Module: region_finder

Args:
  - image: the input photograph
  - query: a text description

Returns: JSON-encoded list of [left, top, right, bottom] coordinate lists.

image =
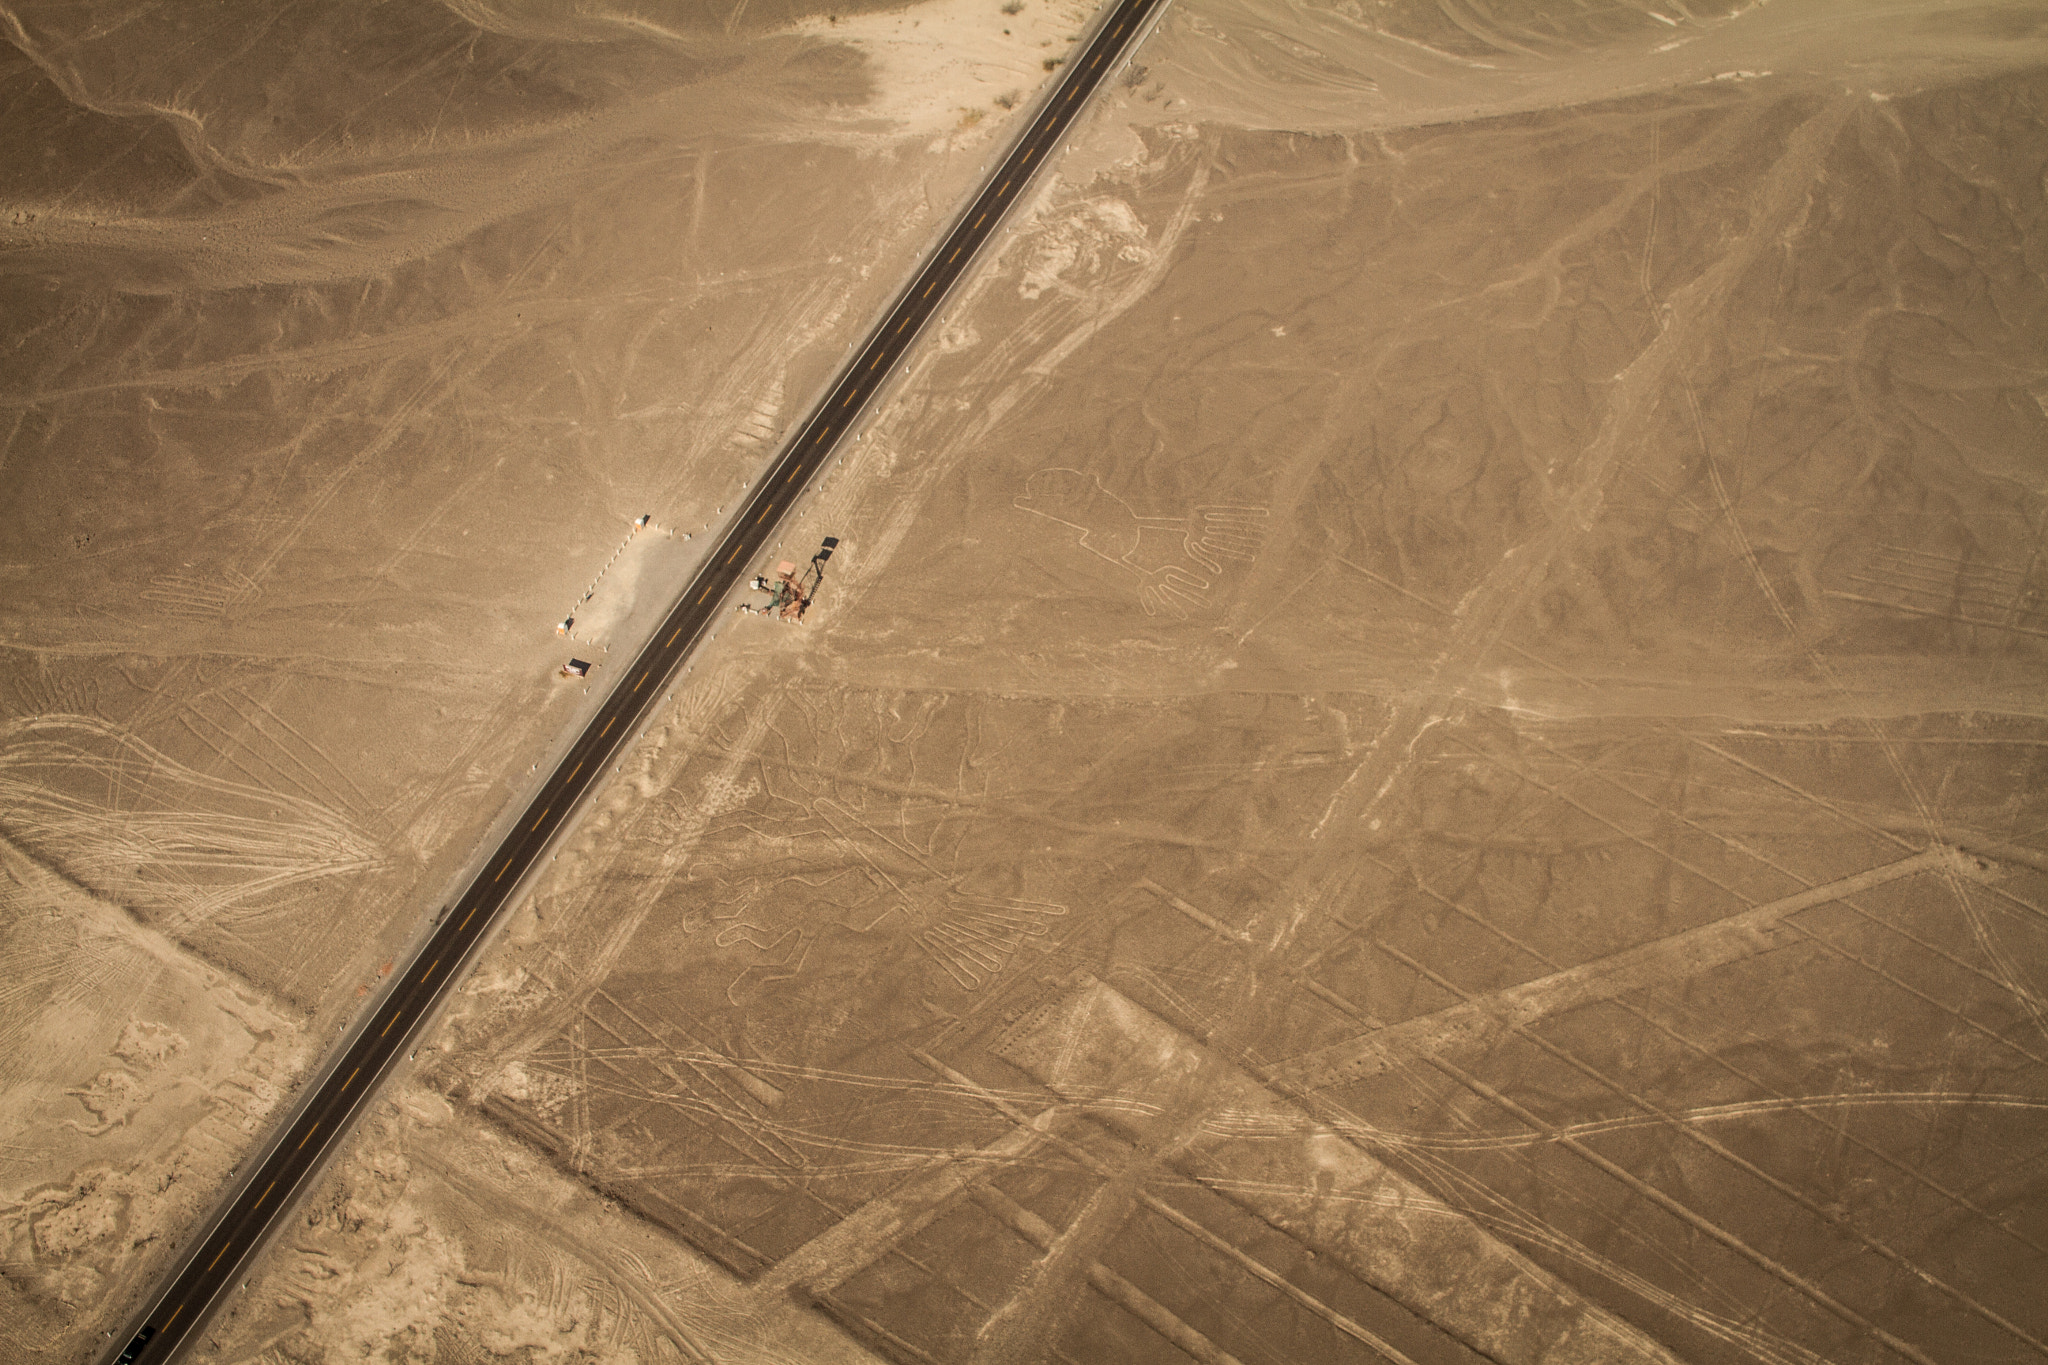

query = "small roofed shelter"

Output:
[[634, 514, 651, 529], [561, 658, 591, 678]]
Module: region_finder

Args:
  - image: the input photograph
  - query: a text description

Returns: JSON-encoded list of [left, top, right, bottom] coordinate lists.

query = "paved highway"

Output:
[[105, 0, 1167, 1359]]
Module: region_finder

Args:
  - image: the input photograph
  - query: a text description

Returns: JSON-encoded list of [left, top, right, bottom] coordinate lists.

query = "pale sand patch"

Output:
[[792, 0, 1101, 140]]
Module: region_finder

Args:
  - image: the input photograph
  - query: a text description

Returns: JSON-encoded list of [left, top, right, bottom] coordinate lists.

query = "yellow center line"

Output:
[[666, 626, 682, 645], [974, 213, 986, 228], [897, 317, 910, 333], [998, 180, 1011, 195], [421, 959, 439, 983], [1022, 148, 1034, 163], [530, 806, 549, 830], [494, 857, 513, 882], [1113, 20, 1125, 34], [297, 1122, 319, 1151], [601, 714, 616, 735], [253, 1181, 276, 1210], [1090, 51, 1101, 67], [785, 464, 802, 483], [381, 1012, 401, 1037], [164, 1306, 183, 1330], [206, 1243, 230, 1272], [458, 906, 476, 930], [923, 281, 935, 297], [1066, 86, 1078, 100], [568, 760, 584, 780], [725, 544, 744, 564], [755, 503, 775, 525], [635, 671, 649, 691], [697, 584, 714, 604], [949, 247, 960, 262], [340, 1067, 358, 1091], [841, 389, 855, 406]]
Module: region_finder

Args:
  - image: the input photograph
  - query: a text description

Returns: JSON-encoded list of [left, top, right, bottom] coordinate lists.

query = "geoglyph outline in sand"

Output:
[[704, 791, 1068, 996], [1015, 465, 1267, 617]]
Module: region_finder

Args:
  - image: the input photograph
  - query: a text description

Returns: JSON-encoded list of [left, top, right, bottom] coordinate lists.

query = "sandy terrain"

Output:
[[6, 0, 2048, 1362], [0, 0, 1095, 1356]]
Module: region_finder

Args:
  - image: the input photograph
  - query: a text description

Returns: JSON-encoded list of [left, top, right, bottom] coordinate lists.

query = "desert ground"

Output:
[[4, 0, 2047, 1363]]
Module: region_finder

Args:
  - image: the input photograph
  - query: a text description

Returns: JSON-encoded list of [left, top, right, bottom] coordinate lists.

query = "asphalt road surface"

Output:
[[105, 1, 1167, 1360]]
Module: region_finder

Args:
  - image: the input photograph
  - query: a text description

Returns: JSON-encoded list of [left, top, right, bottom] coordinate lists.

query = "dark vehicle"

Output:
[[116, 1327, 155, 1363]]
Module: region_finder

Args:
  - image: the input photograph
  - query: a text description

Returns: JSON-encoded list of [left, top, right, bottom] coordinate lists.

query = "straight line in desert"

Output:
[[1271, 845, 1958, 1092], [1300, 97, 1857, 853], [1377, 939, 2048, 1358], [885, 1050, 1423, 1365], [992, 984, 1685, 1365]]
